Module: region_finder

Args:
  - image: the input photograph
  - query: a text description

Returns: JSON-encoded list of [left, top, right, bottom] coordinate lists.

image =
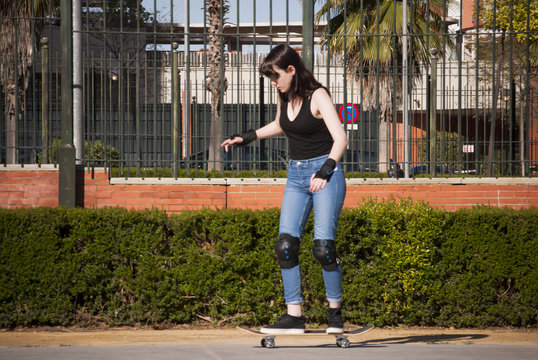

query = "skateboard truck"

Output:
[[239, 325, 374, 349], [260, 332, 351, 348]]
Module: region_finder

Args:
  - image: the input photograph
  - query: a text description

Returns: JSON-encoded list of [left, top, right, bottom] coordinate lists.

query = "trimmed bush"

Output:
[[0, 203, 536, 328]]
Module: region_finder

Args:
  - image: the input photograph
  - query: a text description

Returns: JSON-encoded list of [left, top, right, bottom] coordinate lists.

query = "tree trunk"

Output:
[[206, 0, 229, 172], [208, 91, 222, 172], [1, 6, 46, 164], [6, 113, 16, 164], [378, 117, 389, 173]]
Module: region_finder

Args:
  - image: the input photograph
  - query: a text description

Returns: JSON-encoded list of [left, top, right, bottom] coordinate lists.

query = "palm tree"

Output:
[[316, 0, 454, 172], [206, 0, 230, 172], [0, 0, 52, 164]]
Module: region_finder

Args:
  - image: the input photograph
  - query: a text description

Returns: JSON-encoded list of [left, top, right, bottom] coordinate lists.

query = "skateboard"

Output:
[[238, 325, 374, 348]]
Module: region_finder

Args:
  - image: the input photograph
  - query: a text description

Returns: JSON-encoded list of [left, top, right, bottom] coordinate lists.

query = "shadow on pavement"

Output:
[[356, 333, 489, 345]]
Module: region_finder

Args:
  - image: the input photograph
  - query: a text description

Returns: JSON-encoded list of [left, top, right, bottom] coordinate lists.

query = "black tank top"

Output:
[[279, 97, 333, 160]]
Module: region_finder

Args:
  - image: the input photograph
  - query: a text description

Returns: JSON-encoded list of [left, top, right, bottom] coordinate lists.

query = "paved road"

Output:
[[1, 343, 537, 360]]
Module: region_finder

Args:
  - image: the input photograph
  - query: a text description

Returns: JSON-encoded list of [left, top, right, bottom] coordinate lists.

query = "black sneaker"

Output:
[[326, 308, 344, 334], [260, 313, 306, 334]]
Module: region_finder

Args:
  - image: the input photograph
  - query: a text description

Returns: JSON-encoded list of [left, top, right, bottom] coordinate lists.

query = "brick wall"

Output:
[[1, 166, 537, 212], [0, 166, 59, 208]]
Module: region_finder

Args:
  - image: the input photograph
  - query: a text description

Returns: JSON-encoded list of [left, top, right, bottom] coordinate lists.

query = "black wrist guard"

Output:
[[314, 158, 336, 181], [230, 129, 257, 146]]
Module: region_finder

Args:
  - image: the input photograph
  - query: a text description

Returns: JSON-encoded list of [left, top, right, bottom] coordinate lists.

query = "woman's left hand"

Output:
[[310, 173, 327, 192]]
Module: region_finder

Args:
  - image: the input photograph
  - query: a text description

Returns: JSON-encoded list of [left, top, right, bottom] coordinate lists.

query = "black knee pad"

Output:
[[313, 239, 339, 271], [274, 234, 300, 269]]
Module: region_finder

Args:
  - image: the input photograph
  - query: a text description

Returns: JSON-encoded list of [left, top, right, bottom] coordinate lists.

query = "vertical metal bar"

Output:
[[391, 0, 397, 178], [259, 75, 266, 168], [268, 0, 273, 174], [219, 0, 225, 173], [429, 50, 437, 178], [119, 0, 125, 176], [457, 0, 463, 175], [236, 0, 241, 174], [408, 0, 415, 171], [474, 3, 480, 174], [102, 1, 108, 174], [73, 0, 83, 165], [359, 0, 367, 175], [440, 0, 447, 174], [152, 0, 159, 174], [487, 0, 498, 176], [59, 0, 76, 207], [253, 0, 257, 176], [172, 43, 179, 176], [343, 0, 348, 167], [325, 0, 330, 92], [524, 0, 531, 176], [85, 3, 91, 172], [286, 0, 290, 45], [508, 0, 515, 175], [8, 3, 19, 164], [302, 0, 314, 71], [41, 37, 49, 164], [30, 0, 36, 166], [202, 0, 208, 176], [135, 0, 141, 176], [375, 0, 383, 174], [402, 0, 409, 177], [185, 0, 191, 165]]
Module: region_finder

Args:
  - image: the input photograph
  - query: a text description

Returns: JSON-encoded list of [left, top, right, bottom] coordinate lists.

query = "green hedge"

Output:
[[0, 202, 536, 328]]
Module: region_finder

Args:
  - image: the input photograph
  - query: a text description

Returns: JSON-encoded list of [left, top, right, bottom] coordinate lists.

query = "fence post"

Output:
[[59, 0, 76, 208], [73, 0, 83, 166], [302, 1, 314, 71], [259, 76, 266, 163], [172, 42, 180, 176], [41, 37, 49, 164], [429, 49, 437, 178], [402, 0, 409, 178]]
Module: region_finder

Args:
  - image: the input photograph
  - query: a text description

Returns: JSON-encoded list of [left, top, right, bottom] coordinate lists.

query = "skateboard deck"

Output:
[[238, 325, 374, 348]]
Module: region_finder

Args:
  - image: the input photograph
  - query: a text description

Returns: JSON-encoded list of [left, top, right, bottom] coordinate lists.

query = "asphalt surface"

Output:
[[1, 327, 537, 360], [1, 343, 538, 360]]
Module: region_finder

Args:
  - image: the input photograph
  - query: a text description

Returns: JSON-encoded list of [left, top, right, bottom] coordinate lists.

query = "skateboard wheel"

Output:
[[261, 337, 275, 348], [337, 338, 350, 348]]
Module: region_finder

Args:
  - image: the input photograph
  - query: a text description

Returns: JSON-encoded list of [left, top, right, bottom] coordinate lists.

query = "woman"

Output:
[[221, 44, 348, 334]]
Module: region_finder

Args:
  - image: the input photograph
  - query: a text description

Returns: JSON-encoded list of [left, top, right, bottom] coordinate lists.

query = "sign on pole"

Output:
[[338, 103, 359, 130]]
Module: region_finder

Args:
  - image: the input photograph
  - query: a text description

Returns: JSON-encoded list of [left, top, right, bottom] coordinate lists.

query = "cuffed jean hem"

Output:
[[326, 297, 343, 303], [285, 301, 304, 305]]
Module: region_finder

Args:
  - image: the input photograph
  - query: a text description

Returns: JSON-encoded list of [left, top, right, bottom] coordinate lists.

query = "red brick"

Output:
[[87, 179, 110, 186], [96, 199, 126, 206], [468, 185, 499, 192], [94, 191, 113, 199], [499, 198, 528, 205]]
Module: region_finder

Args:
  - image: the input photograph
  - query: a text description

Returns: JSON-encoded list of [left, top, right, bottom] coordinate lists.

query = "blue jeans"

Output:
[[278, 154, 346, 304]]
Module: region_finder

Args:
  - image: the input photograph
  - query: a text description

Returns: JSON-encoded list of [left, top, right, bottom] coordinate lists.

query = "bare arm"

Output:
[[311, 88, 348, 163], [309, 88, 348, 192]]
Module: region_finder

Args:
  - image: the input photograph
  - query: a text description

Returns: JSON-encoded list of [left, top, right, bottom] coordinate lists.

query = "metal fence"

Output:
[[1, 0, 536, 178]]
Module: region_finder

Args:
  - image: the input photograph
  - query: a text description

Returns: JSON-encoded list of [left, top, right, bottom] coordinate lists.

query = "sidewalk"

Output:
[[1, 326, 537, 348]]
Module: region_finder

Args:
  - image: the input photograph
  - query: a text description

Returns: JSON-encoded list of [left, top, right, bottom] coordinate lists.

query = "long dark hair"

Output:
[[259, 44, 327, 103]]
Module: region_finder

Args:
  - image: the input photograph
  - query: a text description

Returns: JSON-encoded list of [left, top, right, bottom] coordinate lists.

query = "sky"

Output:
[[141, 0, 309, 25], [141, 0, 322, 51]]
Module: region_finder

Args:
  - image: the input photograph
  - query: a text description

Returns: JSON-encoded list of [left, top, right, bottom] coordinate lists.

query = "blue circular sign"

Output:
[[338, 103, 359, 124]]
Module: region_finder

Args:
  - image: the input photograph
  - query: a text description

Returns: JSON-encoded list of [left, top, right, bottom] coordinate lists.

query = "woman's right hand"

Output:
[[220, 135, 244, 152]]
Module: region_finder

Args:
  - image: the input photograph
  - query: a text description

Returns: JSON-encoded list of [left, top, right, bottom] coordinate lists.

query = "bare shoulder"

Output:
[[312, 87, 331, 102], [311, 87, 334, 118]]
